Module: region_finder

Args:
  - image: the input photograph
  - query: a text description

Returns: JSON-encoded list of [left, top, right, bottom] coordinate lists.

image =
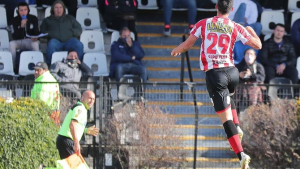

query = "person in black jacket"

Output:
[[235, 48, 265, 106], [103, 0, 138, 40], [260, 23, 298, 84], [9, 2, 40, 68], [109, 27, 146, 82]]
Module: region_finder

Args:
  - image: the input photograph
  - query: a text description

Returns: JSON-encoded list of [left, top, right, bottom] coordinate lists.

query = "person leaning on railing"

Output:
[[31, 61, 61, 126], [235, 48, 266, 106]]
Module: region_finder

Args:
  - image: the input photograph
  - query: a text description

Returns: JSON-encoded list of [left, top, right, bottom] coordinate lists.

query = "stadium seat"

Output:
[[197, 8, 217, 12], [264, 34, 272, 41], [78, 0, 98, 7], [14, 6, 38, 17], [268, 77, 294, 100], [110, 31, 135, 44], [0, 6, 7, 28], [76, 7, 101, 30], [18, 51, 44, 76], [260, 11, 285, 35], [44, 7, 68, 18], [0, 29, 9, 51], [80, 30, 105, 53], [291, 12, 300, 27], [83, 52, 108, 76], [136, 0, 159, 10], [288, 0, 300, 12], [0, 51, 16, 76], [296, 57, 300, 79], [51, 51, 68, 64], [118, 75, 143, 101]]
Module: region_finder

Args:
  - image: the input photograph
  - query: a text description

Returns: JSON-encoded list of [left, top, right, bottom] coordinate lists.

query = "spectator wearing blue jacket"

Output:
[[109, 27, 147, 82], [291, 18, 300, 56]]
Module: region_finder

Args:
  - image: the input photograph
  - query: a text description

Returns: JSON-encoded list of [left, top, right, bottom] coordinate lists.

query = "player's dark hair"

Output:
[[217, 0, 233, 15], [274, 23, 285, 30]]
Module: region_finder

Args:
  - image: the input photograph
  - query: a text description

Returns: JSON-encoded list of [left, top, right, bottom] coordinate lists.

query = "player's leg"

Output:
[[230, 96, 243, 140]]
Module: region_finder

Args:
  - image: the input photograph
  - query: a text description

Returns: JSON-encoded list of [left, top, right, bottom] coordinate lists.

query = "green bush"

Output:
[[0, 97, 60, 169]]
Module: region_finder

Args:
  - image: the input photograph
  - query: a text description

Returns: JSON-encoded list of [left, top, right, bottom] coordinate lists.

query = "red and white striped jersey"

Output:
[[190, 16, 251, 71]]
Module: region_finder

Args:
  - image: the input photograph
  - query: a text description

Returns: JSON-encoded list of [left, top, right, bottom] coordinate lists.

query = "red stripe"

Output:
[[216, 104, 231, 114], [133, 0, 136, 6], [201, 19, 208, 71], [232, 109, 240, 125], [212, 16, 218, 23], [105, 0, 108, 5], [223, 18, 229, 25], [228, 135, 243, 154]]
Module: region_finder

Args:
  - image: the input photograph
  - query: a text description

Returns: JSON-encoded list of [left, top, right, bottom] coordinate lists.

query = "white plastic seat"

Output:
[[83, 52, 108, 76], [14, 6, 38, 17], [0, 29, 9, 51], [260, 11, 285, 35], [197, 8, 217, 12], [76, 7, 101, 30], [0, 7, 7, 28], [297, 57, 300, 79], [0, 51, 15, 76], [137, 0, 158, 10], [51, 51, 68, 64], [288, 0, 300, 12], [110, 31, 135, 44], [291, 12, 300, 27], [80, 30, 105, 53], [45, 7, 68, 18], [78, 0, 98, 7], [19, 51, 44, 76]]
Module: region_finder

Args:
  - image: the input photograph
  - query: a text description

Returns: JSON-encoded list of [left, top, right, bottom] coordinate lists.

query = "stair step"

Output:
[[153, 146, 229, 151], [148, 78, 205, 82], [142, 44, 199, 50], [139, 33, 189, 37], [137, 22, 189, 26], [147, 67, 200, 71], [150, 135, 226, 141], [167, 114, 217, 118], [143, 56, 199, 61], [143, 48, 200, 57], [147, 101, 210, 106], [150, 124, 223, 129], [145, 89, 207, 94]]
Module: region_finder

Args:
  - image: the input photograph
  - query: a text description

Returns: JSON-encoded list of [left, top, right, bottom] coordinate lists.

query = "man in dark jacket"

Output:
[[50, 50, 93, 99], [291, 18, 300, 56], [9, 2, 40, 68], [260, 23, 298, 84], [40, 0, 83, 66], [110, 27, 147, 82], [103, 0, 138, 39]]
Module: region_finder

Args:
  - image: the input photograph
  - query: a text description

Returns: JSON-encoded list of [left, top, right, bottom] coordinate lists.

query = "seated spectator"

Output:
[[40, 0, 83, 66], [9, 2, 40, 69], [31, 62, 60, 125], [229, 0, 262, 64], [235, 48, 265, 107], [261, 24, 298, 84], [160, 0, 197, 36], [258, 0, 287, 11], [109, 27, 147, 82], [103, 0, 138, 40], [291, 18, 300, 56], [50, 50, 93, 99]]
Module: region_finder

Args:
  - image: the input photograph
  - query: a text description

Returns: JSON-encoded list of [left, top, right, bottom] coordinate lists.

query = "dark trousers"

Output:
[[264, 65, 298, 84], [56, 135, 75, 159], [63, 0, 78, 17]]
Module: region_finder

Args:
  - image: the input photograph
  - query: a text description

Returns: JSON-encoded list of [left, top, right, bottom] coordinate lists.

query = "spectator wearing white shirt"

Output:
[[229, 0, 262, 65]]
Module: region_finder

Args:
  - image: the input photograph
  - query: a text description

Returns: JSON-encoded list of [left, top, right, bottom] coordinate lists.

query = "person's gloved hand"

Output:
[[86, 125, 99, 136]]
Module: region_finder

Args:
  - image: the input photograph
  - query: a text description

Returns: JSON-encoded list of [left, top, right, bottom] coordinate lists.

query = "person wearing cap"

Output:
[[31, 62, 60, 125], [40, 0, 83, 66]]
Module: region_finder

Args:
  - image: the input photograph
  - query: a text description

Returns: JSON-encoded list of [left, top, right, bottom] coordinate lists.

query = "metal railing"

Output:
[[1, 78, 299, 168]]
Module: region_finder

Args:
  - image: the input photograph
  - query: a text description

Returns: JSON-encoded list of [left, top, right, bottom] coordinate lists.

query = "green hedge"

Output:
[[0, 97, 60, 169]]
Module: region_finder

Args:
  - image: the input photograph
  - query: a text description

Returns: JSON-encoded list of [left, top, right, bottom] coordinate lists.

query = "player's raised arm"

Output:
[[245, 26, 262, 50], [171, 35, 198, 57]]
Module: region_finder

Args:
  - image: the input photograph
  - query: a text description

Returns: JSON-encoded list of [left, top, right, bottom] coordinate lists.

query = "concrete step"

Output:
[[143, 48, 200, 57]]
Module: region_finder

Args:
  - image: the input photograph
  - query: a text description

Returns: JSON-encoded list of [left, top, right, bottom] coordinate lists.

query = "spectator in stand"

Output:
[[0, 0, 18, 25], [258, 0, 287, 11], [9, 2, 40, 69], [235, 48, 265, 107], [160, 0, 197, 36], [291, 18, 300, 56], [50, 50, 93, 99], [109, 27, 147, 82], [229, 0, 262, 65], [261, 24, 298, 84], [103, 0, 138, 40], [40, 0, 83, 66]]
